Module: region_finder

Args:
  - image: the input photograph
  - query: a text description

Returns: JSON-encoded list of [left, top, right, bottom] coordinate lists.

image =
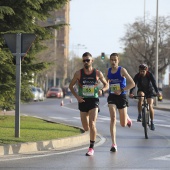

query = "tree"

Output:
[[93, 55, 110, 77], [67, 51, 82, 82], [121, 16, 170, 77], [0, 0, 68, 110]]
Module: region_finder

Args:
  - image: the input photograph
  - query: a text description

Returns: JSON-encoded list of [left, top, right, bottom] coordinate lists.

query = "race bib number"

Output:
[[82, 85, 94, 96], [110, 83, 120, 93]]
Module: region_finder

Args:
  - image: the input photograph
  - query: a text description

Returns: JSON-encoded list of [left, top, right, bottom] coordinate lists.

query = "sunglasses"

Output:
[[83, 59, 90, 63]]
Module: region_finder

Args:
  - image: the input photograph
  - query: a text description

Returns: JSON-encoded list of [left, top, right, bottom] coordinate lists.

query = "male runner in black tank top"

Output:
[[69, 52, 108, 156]]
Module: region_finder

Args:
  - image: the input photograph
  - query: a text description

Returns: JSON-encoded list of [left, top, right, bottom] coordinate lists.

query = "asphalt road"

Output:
[[0, 96, 170, 170]]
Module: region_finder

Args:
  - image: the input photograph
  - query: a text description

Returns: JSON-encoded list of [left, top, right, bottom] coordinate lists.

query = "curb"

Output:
[[0, 131, 90, 156], [153, 106, 170, 112]]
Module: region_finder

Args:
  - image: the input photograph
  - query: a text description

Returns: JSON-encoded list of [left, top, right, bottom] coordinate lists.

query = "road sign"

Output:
[[3, 33, 36, 56], [21, 34, 36, 55], [2, 33, 36, 138], [3, 34, 16, 53]]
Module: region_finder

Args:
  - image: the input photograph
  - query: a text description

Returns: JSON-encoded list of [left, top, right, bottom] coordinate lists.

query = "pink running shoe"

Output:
[[127, 118, 132, 128], [110, 144, 117, 152], [86, 148, 94, 156]]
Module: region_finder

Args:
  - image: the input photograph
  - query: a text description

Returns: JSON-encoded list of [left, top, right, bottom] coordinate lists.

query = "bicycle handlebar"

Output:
[[132, 94, 157, 99]]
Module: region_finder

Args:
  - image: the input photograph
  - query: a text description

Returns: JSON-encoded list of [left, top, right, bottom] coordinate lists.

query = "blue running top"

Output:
[[107, 66, 126, 95]]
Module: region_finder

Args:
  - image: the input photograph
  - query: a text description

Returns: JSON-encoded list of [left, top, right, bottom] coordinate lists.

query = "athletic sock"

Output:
[[89, 140, 95, 149]]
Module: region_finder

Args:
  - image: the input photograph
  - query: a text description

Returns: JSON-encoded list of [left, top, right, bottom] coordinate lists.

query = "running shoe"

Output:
[[110, 144, 117, 152], [86, 148, 94, 156], [137, 114, 142, 122], [127, 118, 132, 128], [150, 123, 155, 131]]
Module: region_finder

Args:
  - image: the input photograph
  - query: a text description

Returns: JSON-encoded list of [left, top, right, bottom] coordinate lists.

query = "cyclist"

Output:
[[129, 64, 161, 130]]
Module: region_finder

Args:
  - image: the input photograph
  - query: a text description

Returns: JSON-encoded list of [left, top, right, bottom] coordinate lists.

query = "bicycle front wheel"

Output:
[[142, 107, 148, 139]]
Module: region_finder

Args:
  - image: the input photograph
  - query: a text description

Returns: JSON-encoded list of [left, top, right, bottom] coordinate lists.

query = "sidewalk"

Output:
[[153, 99, 170, 111], [0, 99, 169, 156]]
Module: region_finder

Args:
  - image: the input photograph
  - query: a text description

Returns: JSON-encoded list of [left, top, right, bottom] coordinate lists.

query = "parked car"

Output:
[[31, 86, 39, 101], [46, 87, 63, 98], [37, 87, 45, 101]]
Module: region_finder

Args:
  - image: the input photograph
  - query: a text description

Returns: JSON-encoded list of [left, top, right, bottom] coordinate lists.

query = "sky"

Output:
[[69, 0, 170, 57]]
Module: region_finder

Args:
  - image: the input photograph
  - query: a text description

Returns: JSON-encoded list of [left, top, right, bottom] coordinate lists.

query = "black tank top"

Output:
[[78, 68, 99, 98]]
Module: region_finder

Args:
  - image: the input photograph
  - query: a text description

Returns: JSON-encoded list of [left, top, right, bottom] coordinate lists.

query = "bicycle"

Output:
[[133, 94, 157, 139]]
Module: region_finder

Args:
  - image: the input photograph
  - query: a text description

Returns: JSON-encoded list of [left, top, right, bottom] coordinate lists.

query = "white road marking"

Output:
[[30, 114, 169, 128], [50, 117, 67, 120], [32, 116, 43, 119], [73, 117, 80, 119], [65, 120, 77, 122], [50, 113, 169, 127], [98, 117, 110, 121], [152, 154, 170, 161], [22, 114, 28, 116], [153, 119, 165, 122], [62, 105, 79, 112], [155, 124, 170, 128]]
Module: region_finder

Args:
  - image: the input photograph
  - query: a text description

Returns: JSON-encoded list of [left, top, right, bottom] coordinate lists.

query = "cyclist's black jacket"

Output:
[[129, 71, 159, 94]]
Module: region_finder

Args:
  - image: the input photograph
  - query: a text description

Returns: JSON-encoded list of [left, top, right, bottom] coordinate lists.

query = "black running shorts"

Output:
[[107, 94, 128, 109], [78, 98, 100, 112]]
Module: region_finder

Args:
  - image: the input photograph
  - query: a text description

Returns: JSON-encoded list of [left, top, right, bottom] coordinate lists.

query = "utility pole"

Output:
[[53, 29, 57, 87], [144, 0, 146, 25], [155, 0, 159, 106], [144, 0, 146, 56]]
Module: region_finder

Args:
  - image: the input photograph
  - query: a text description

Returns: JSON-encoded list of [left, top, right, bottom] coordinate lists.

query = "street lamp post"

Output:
[[155, 0, 159, 106], [69, 44, 87, 78], [144, 0, 146, 55], [144, 0, 146, 25], [76, 44, 87, 57], [69, 43, 87, 57], [53, 29, 57, 87]]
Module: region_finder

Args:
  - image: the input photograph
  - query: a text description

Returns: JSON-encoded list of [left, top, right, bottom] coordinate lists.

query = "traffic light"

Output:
[[101, 52, 105, 60]]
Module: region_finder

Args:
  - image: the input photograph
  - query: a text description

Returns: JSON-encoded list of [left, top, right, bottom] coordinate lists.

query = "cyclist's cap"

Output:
[[139, 64, 148, 70]]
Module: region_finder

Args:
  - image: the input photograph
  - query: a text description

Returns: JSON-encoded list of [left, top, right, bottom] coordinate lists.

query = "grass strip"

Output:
[[0, 115, 81, 145]]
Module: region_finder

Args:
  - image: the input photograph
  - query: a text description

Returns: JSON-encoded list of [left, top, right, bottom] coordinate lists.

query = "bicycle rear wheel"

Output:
[[142, 107, 148, 139]]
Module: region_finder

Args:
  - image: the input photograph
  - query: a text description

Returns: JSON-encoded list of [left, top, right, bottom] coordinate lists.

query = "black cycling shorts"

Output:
[[107, 94, 128, 109], [137, 89, 155, 99], [78, 98, 100, 112]]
